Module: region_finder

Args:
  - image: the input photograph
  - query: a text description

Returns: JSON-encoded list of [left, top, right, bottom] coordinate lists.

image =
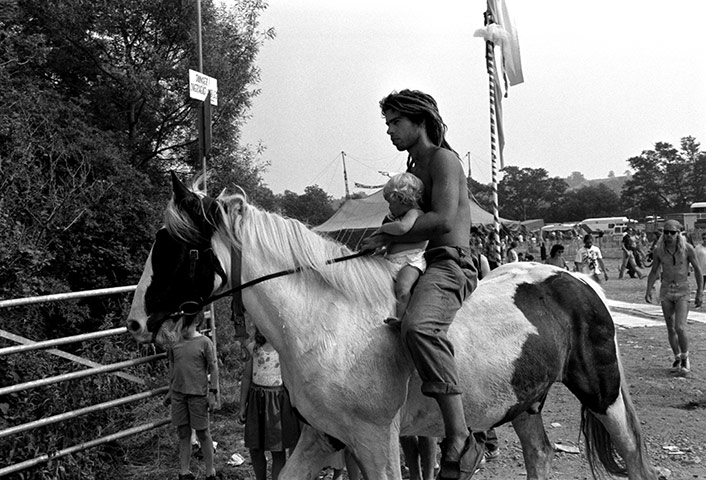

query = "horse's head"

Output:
[[126, 172, 229, 346]]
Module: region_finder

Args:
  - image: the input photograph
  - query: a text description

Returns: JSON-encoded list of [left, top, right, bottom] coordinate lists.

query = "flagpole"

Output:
[[484, 10, 502, 265]]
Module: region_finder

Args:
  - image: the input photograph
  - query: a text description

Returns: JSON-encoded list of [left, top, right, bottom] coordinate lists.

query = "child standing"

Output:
[[165, 313, 220, 480], [239, 328, 300, 480], [377, 173, 427, 326]]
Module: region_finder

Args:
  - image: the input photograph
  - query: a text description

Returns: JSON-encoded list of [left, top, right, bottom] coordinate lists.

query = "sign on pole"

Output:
[[189, 69, 218, 106]]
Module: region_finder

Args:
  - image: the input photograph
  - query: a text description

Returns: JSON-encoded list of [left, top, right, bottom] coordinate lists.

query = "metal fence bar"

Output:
[[0, 418, 171, 478], [0, 386, 168, 440], [0, 328, 144, 385], [0, 285, 137, 309], [0, 327, 128, 357], [0, 353, 165, 396]]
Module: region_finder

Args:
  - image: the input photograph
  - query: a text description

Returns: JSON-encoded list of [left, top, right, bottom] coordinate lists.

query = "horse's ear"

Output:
[[171, 171, 191, 202]]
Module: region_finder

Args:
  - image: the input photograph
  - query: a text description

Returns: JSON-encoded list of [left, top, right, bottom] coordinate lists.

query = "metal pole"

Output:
[[195, 0, 217, 370], [0, 353, 165, 396], [0, 285, 136, 309], [341, 151, 351, 199], [0, 419, 171, 477]]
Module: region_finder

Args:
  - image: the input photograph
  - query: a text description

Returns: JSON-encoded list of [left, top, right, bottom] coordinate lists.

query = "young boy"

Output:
[[377, 172, 427, 326], [165, 313, 220, 480]]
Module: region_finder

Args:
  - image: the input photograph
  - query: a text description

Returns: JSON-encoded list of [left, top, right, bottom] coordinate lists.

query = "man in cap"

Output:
[[645, 220, 703, 373]]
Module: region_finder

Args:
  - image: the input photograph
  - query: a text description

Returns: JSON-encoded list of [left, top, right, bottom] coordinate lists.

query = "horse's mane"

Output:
[[166, 186, 394, 310]]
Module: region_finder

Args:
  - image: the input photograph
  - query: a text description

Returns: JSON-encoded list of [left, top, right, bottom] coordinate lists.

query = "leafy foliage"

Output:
[[497, 166, 568, 221], [621, 136, 706, 218]]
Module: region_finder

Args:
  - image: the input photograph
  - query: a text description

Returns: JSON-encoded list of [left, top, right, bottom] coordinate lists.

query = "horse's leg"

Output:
[[280, 424, 336, 480], [586, 386, 658, 480], [511, 411, 554, 480], [347, 418, 403, 480]]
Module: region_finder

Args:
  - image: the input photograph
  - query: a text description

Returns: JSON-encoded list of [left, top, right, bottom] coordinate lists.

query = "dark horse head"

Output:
[[126, 172, 227, 345]]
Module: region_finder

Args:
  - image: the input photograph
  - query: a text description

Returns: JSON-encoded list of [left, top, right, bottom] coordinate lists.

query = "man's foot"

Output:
[[178, 473, 196, 480], [437, 435, 484, 480], [671, 356, 681, 373], [680, 354, 691, 373]]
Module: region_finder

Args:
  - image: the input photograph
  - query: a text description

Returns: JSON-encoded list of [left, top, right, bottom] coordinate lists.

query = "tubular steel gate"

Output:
[[0, 286, 170, 478]]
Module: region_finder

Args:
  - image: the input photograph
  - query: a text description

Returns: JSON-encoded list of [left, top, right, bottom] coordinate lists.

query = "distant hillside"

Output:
[[566, 175, 628, 196]]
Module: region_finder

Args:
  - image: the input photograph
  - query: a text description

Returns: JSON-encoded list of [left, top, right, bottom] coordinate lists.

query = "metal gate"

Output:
[[0, 286, 169, 478]]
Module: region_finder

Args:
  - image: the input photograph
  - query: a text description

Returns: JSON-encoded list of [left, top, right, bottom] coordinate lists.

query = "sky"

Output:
[[238, 1, 706, 198]]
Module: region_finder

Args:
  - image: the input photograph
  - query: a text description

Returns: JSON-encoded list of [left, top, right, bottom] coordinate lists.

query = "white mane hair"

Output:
[[208, 190, 395, 311]]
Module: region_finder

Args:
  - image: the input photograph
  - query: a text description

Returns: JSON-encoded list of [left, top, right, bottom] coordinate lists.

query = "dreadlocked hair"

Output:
[[379, 89, 460, 168]]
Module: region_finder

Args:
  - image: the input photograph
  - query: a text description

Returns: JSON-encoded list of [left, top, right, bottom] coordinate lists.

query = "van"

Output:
[[580, 217, 636, 234]]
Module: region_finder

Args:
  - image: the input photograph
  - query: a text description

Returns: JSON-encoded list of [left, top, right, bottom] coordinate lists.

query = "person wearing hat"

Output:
[[645, 219, 703, 374]]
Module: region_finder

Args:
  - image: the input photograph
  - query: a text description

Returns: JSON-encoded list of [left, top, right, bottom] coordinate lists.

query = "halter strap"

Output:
[[177, 248, 375, 327]]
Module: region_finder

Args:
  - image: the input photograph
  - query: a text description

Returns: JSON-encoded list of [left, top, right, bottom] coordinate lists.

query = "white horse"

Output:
[[127, 173, 657, 480]]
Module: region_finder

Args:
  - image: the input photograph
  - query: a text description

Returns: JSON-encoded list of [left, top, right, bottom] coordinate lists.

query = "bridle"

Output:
[[163, 244, 374, 330]]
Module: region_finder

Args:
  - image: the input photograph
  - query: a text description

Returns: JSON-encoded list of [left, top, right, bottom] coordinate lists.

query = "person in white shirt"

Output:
[[574, 234, 608, 283]]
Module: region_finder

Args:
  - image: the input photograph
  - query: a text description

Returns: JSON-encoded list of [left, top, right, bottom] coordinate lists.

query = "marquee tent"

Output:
[[314, 189, 520, 249]]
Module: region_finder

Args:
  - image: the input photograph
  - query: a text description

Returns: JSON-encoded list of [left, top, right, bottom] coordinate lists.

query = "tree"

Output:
[[550, 184, 622, 222], [621, 136, 706, 218], [467, 177, 493, 213], [565, 171, 586, 188], [497, 167, 568, 221], [278, 185, 335, 226]]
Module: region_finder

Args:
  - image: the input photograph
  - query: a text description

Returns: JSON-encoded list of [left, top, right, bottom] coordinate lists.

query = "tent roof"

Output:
[[314, 189, 518, 233]]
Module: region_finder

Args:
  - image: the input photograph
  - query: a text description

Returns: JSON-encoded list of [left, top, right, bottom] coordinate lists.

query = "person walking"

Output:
[[164, 313, 220, 480], [645, 220, 703, 374], [545, 244, 568, 270], [362, 89, 484, 480], [574, 234, 608, 283], [696, 232, 706, 293]]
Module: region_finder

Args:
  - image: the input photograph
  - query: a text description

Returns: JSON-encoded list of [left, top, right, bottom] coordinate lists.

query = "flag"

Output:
[[488, 0, 524, 87], [354, 182, 386, 189], [474, 0, 523, 168]]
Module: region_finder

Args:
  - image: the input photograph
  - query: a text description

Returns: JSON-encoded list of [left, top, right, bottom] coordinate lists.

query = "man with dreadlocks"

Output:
[[362, 90, 484, 480]]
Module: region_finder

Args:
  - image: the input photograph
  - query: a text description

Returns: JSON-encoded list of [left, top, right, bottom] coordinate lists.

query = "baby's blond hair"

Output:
[[383, 173, 424, 206]]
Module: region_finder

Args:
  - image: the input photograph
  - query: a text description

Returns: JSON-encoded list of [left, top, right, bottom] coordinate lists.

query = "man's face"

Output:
[[584, 237, 593, 248], [384, 109, 421, 151], [663, 228, 679, 244]]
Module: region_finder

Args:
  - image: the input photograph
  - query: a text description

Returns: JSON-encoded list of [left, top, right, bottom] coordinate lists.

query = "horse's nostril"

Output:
[[127, 320, 141, 333]]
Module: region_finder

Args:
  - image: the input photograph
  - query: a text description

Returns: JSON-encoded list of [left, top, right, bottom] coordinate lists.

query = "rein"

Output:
[[176, 248, 374, 318]]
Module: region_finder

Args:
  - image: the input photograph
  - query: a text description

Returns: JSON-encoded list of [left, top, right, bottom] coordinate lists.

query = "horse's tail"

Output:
[[580, 340, 650, 479]]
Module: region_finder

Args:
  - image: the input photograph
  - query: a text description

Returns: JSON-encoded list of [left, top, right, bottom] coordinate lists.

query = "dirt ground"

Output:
[[190, 317, 706, 480]]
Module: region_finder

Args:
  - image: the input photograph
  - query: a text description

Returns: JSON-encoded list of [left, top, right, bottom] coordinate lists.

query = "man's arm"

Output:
[[687, 246, 704, 307], [598, 258, 608, 279], [645, 253, 662, 303]]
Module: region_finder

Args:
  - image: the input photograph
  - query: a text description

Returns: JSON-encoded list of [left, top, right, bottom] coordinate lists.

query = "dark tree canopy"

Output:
[[621, 136, 706, 218]]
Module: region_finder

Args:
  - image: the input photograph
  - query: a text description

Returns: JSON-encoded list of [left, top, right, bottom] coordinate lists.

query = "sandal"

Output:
[[437, 434, 484, 480]]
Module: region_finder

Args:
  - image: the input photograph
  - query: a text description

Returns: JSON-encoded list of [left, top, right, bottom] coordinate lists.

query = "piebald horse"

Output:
[[127, 174, 657, 480]]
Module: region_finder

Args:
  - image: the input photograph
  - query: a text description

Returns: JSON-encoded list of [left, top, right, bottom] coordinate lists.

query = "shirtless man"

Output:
[[362, 90, 482, 480], [645, 220, 703, 374]]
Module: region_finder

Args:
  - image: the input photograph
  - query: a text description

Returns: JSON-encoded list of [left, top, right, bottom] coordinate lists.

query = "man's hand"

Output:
[[162, 391, 171, 407], [361, 232, 391, 252], [696, 294, 703, 308], [645, 291, 653, 304]]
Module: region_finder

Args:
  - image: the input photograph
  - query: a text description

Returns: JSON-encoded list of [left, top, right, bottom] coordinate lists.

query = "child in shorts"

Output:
[[377, 172, 427, 326], [165, 312, 220, 480]]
